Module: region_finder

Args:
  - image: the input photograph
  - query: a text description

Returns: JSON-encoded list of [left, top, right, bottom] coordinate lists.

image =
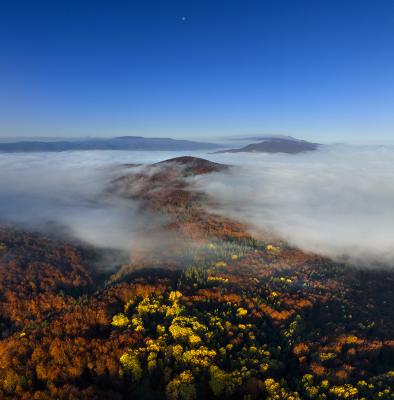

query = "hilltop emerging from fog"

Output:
[[216, 136, 320, 154]]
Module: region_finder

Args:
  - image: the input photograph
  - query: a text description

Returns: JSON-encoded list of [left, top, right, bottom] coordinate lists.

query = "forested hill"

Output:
[[0, 157, 392, 400]]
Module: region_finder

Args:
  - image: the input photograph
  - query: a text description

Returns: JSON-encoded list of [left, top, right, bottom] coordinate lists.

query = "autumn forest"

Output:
[[0, 157, 392, 400]]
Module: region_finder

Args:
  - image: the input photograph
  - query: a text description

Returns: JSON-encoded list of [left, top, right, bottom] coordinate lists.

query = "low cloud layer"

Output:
[[195, 145, 394, 267], [0, 151, 173, 251], [1, 146, 393, 268]]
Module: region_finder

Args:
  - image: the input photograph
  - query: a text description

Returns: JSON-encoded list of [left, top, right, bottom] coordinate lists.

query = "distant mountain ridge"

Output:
[[215, 136, 320, 154], [0, 136, 221, 153]]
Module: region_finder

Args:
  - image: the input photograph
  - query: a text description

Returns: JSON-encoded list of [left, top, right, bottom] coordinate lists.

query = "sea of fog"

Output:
[[0, 144, 393, 267]]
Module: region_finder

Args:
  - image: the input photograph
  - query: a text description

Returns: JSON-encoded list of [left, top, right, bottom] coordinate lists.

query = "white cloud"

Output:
[[0, 151, 175, 251], [193, 145, 394, 267], [1, 146, 394, 268]]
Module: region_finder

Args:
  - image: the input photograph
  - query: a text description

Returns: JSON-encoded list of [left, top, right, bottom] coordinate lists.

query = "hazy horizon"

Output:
[[1, 134, 394, 147]]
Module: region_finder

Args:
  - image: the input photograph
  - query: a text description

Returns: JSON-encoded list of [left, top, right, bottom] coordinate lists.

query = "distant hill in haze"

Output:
[[215, 136, 320, 154], [0, 136, 221, 153]]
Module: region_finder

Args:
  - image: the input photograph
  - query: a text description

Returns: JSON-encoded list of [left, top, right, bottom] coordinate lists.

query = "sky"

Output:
[[1, 0, 394, 143]]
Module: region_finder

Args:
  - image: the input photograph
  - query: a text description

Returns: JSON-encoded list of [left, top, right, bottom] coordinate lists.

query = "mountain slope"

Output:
[[0, 156, 393, 399]]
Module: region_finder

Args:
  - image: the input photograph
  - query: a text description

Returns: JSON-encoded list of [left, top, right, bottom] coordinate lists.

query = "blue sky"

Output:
[[1, 0, 393, 143]]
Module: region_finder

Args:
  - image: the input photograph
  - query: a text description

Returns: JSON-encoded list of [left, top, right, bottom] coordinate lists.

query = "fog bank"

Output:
[[0, 151, 180, 250], [1, 145, 393, 267], [195, 145, 394, 267]]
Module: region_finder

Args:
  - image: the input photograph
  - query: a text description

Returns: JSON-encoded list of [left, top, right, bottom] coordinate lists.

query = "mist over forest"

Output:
[[1, 144, 393, 267]]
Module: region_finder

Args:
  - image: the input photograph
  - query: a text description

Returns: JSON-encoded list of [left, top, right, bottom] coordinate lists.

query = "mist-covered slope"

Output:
[[0, 154, 393, 399]]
